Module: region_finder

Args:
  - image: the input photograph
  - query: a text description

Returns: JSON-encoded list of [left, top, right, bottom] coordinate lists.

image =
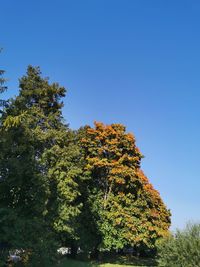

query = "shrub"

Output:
[[157, 223, 200, 267]]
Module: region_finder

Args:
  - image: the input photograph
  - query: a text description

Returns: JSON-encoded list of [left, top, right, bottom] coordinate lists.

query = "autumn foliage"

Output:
[[81, 122, 171, 251], [0, 66, 171, 265]]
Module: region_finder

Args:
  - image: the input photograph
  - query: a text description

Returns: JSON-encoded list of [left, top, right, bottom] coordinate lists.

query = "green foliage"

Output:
[[157, 223, 200, 267], [0, 66, 82, 266], [43, 129, 85, 243], [0, 64, 171, 265], [80, 122, 171, 253]]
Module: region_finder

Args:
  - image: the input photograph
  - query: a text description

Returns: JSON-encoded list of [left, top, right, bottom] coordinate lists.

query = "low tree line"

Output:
[[0, 63, 171, 266]]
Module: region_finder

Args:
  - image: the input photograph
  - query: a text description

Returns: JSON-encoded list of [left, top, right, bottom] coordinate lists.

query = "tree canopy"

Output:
[[0, 66, 84, 265], [0, 66, 171, 266], [80, 122, 171, 252]]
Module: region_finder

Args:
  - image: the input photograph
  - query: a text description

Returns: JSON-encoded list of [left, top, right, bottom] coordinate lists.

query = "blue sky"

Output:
[[1, 0, 200, 230]]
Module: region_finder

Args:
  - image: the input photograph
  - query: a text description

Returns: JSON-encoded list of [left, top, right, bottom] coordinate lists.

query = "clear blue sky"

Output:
[[1, 0, 200, 230]]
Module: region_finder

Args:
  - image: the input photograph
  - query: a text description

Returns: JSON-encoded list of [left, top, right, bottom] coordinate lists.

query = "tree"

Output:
[[80, 122, 171, 254], [0, 49, 7, 110], [0, 66, 83, 265], [157, 223, 200, 267], [43, 128, 85, 249]]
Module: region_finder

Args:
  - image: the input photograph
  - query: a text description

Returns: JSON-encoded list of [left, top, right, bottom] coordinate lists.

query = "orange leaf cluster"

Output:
[[81, 122, 171, 248]]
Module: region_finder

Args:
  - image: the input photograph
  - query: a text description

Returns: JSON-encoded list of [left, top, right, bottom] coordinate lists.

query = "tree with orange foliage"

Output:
[[80, 122, 171, 253]]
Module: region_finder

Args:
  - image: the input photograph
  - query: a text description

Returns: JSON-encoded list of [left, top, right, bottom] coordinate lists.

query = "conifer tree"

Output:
[[0, 66, 83, 265]]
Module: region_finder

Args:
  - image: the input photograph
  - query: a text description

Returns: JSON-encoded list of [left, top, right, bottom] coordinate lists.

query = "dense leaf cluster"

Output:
[[79, 123, 170, 253], [157, 223, 200, 267], [0, 65, 171, 266]]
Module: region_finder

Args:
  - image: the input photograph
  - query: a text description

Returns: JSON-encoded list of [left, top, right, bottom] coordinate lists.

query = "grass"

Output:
[[56, 257, 157, 267]]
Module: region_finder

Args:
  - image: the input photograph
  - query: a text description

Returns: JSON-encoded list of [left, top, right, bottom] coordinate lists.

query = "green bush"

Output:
[[157, 223, 200, 267]]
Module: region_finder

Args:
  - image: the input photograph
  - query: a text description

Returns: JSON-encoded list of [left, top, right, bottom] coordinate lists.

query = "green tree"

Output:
[[0, 66, 83, 265], [43, 128, 85, 249], [80, 122, 171, 254], [157, 223, 200, 267]]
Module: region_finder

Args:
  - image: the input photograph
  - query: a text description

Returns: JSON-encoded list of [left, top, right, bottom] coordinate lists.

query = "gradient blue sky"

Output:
[[1, 0, 200, 230]]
